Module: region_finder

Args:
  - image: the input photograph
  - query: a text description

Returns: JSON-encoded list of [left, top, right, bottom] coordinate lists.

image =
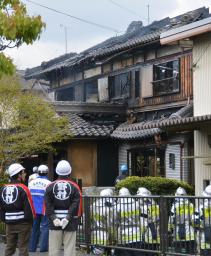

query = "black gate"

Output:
[[77, 196, 211, 255]]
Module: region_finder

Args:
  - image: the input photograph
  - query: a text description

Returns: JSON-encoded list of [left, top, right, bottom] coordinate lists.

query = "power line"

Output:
[[107, 0, 147, 21], [25, 0, 120, 33]]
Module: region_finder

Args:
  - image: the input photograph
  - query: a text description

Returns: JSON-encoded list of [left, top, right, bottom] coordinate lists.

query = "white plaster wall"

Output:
[[193, 32, 211, 195]]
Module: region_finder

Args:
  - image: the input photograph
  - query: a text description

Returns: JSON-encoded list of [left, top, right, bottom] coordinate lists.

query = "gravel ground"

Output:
[[0, 242, 90, 255]]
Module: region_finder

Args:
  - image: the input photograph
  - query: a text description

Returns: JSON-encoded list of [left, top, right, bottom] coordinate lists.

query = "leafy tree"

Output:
[[0, 0, 44, 76], [0, 75, 69, 171]]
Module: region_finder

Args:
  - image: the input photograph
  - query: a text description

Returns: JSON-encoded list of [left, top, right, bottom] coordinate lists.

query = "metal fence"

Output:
[[0, 196, 211, 255], [77, 196, 211, 255]]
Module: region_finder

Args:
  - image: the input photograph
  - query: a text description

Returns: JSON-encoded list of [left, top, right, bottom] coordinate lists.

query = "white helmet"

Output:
[[205, 185, 211, 196], [137, 187, 151, 196], [33, 166, 38, 173], [119, 187, 131, 196], [202, 190, 208, 197], [100, 188, 113, 197], [56, 160, 71, 176], [38, 165, 48, 174], [8, 163, 25, 177], [175, 187, 187, 196]]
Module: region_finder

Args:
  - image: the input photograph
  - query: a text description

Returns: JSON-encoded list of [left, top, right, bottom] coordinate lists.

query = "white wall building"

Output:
[[160, 17, 211, 195]]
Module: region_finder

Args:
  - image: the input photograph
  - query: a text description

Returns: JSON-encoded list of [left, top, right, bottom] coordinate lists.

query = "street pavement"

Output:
[[0, 242, 89, 255]]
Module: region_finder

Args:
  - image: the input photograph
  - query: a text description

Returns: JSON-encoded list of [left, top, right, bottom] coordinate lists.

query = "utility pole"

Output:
[[147, 4, 150, 25], [60, 24, 69, 54]]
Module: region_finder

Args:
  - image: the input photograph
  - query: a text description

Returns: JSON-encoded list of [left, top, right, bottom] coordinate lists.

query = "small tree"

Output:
[[0, 75, 69, 171], [0, 0, 44, 76]]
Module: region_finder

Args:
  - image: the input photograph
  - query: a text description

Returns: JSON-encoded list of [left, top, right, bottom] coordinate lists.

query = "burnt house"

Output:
[[25, 7, 210, 187]]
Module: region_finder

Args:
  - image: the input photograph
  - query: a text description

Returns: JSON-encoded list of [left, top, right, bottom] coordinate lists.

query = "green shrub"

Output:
[[115, 176, 194, 195]]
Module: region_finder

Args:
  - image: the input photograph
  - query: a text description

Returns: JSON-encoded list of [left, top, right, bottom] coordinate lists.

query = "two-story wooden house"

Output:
[[25, 7, 210, 187]]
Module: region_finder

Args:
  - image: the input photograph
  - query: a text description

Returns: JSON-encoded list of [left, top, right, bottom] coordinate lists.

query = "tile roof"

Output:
[[25, 7, 209, 79], [111, 104, 194, 139], [68, 113, 115, 138], [111, 125, 161, 140], [141, 113, 211, 130]]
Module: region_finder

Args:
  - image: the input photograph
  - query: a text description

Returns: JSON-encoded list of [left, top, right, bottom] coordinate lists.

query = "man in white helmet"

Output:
[[169, 187, 196, 254], [28, 166, 39, 184], [28, 164, 51, 252], [136, 187, 160, 256], [91, 188, 115, 255], [198, 185, 211, 255], [0, 163, 36, 256], [45, 160, 82, 256]]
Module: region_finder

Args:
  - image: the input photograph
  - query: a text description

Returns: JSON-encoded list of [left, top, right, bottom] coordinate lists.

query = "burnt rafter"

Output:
[[53, 101, 127, 115], [111, 103, 194, 139]]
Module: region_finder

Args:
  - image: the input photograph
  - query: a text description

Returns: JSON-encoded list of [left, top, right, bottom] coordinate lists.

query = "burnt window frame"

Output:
[[55, 86, 75, 101], [135, 70, 140, 98], [152, 59, 180, 96], [84, 79, 98, 102], [109, 71, 131, 99]]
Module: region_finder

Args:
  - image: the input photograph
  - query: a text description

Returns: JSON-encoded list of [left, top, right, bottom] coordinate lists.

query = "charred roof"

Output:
[[25, 7, 209, 80]]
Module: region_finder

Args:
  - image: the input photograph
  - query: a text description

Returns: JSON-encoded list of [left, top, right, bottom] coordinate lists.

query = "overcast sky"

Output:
[[5, 0, 211, 69]]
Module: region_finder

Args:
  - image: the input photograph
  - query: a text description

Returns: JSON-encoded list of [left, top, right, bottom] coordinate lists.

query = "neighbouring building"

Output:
[[25, 7, 210, 188], [160, 15, 211, 195]]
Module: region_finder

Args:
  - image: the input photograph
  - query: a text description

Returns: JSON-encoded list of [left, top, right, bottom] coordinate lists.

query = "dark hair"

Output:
[[10, 170, 24, 181], [38, 173, 47, 177], [58, 175, 70, 179]]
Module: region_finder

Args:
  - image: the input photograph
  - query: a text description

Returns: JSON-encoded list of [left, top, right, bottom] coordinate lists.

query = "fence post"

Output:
[[160, 196, 168, 256], [84, 196, 91, 253]]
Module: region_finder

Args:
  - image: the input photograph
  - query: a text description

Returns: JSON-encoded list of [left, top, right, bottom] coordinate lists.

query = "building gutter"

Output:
[[160, 17, 211, 45]]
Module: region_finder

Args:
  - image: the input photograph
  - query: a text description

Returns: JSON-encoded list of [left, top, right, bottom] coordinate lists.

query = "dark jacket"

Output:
[[45, 178, 82, 231], [0, 180, 35, 224]]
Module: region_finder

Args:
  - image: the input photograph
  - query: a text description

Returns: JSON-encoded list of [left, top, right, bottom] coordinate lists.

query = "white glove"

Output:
[[53, 218, 62, 227], [61, 218, 69, 229]]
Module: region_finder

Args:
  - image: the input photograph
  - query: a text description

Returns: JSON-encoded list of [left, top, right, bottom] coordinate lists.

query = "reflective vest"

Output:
[[142, 200, 160, 244], [91, 198, 115, 245], [116, 198, 141, 244], [169, 199, 195, 241], [28, 176, 51, 215], [199, 200, 211, 249]]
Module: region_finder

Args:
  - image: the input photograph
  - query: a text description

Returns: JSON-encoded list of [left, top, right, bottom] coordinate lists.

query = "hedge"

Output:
[[115, 176, 194, 195]]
